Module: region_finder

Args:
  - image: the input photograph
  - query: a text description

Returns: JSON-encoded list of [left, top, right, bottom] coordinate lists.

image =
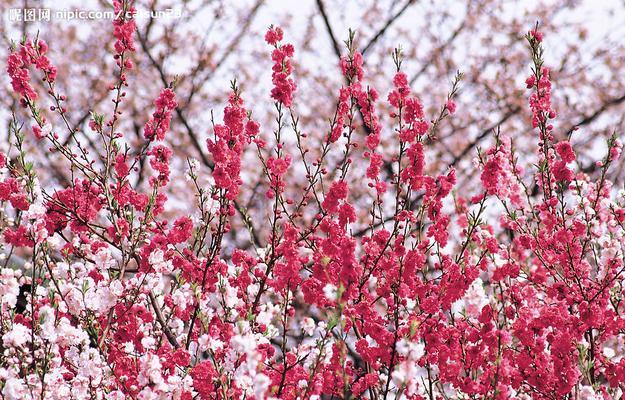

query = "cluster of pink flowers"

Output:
[[480, 136, 524, 206], [112, 0, 136, 56], [389, 71, 429, 142], [266, 26, 297, 107], [265, 154, 292, 198], [207, 91, 259, 202], [144, 88, 177, 141], [335, 42, 384, 197], [0, 178, 28, 211], [147, 144, 174, 186], [6, 51, 37, 101], [3, 15, 625, 400], [343, 51, 382, 147], [6, 39, 56, 104]]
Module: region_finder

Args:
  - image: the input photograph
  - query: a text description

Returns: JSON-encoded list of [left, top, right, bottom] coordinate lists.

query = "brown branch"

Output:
[[149, 291, 180, 349], [184, 0, 265, 107], [361, 0, 417, 56], [409, 16, 467, 85], [315, 0, 343, 59], [564, 92, 625, 137], [448, 105, 521, 166]]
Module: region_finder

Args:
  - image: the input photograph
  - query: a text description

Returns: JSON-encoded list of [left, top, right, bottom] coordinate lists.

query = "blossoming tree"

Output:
[[3, 0, 625, 216], [1, 1, 625, 399]]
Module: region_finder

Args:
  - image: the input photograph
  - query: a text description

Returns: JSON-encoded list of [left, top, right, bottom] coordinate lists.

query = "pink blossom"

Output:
[[446, 99, 457, 114], [555, 141, 576, 163], [144, 88, 177, 141]]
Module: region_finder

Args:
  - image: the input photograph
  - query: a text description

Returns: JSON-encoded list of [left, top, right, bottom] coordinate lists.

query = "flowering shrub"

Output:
[[1, 2, 624, 398]]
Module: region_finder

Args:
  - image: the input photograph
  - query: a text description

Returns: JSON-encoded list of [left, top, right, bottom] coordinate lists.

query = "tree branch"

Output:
[[361, 0, 416, 56], [315, 0, 343, 59]]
